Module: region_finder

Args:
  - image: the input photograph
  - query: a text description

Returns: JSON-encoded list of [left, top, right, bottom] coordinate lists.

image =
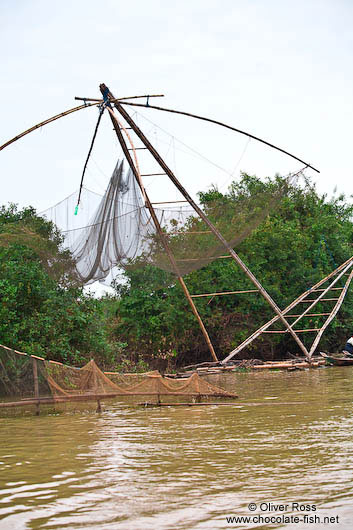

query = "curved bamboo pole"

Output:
[[0, 102, 101, 152], [120, 101, 319, 173]]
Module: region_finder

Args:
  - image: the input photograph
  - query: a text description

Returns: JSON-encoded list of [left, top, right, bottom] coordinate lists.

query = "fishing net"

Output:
[[0, 344, 237, 410], [41, 159, 295, 284]]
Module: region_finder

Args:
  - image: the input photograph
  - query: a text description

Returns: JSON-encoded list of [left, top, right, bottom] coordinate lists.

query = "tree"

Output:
[[0, 204, 124, 368], [114, 174, 353, 365]]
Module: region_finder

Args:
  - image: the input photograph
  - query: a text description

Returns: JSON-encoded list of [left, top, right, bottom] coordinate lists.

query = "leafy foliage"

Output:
[[1, 173, 352, 370], [114, 174, 353, 364], [0, 205, 125, 368]]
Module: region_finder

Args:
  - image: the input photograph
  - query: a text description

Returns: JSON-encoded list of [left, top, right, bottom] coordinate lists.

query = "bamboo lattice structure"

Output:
[[223, 256, 353, 362]]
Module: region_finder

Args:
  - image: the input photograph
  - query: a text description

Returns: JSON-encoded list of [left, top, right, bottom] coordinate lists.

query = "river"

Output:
[[1, 366, 352, 529]]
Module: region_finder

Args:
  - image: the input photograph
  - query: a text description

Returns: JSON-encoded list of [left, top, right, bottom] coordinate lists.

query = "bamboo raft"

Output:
[[167, 357, 326, 378]]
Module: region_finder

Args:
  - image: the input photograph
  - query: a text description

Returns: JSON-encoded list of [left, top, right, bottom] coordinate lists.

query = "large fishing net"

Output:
[[41, 159, 295, 284], [0, 344, 237, 411]]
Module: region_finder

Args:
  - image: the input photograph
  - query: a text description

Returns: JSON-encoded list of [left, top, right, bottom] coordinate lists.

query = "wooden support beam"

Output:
[[286, 313, 331, 317], [191, 289, 259, 298], [167, 230, 212, 235], [141, 173, 166, 176], [312, 287, 344, 292], [262, 328, 321, 334], [308, 267, 353, 356], [75, 94, 165, 102], [151, 201, 189, 205], [119, 101, 319, 173], [0, 389, 236, 409], [300, 298, 339, 302]]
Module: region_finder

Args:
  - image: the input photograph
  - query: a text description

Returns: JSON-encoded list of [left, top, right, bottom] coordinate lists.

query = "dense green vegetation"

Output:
[[0, 204, 125, 369], [114, 174, 353, 366], [1, 174, 352, 370]]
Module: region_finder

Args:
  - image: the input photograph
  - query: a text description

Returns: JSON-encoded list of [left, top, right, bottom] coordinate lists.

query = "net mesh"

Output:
[[0, 344, 237, 407], [41, 159, 292, 284]]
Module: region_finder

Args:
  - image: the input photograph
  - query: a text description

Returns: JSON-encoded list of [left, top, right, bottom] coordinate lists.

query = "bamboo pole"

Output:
[[0, 389, 236, 409], [0, 102, 101, 152], [191, 289, 259, 297], [119, 101, 319, 174], [103, 85, 310, 360], [223, 256, 353, 363], [75, 94, 165, 102], [100, 86, 218, 362], [262, 328, 320, 333], [286, 313, 331, 317], [308, 268, 353, 357]]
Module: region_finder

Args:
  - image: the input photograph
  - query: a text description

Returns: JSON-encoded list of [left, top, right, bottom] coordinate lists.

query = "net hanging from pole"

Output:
[[0, 345, 237, 408], [42, 159, 301, 284]]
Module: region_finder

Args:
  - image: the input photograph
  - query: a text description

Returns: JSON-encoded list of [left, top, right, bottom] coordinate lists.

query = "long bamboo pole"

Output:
[[100, 87, 218, 362], [101, 84, 310, 360], [0, 102, 100, 152], [119, 101, 319, 174], [290, 261, 353, 329]]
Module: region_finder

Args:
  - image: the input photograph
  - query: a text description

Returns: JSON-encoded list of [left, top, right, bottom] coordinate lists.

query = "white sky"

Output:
[[1, 0, 353, 214]]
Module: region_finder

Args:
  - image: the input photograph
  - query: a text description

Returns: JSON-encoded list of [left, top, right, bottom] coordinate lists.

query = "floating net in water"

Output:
[[41, 160, 295, 284], [0, 344, 237, 411]]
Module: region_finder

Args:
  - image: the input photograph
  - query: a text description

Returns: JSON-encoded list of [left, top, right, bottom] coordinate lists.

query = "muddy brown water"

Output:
[[1, 366, 353, 529]]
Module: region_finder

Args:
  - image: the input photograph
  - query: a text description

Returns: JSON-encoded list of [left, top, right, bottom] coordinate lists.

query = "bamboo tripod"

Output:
[[0, 83, 324, 362]]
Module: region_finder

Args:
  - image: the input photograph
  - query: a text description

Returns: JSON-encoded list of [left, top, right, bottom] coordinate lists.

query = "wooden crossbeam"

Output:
[[263, 328, 320, 334], [312, 287, 343, 292], [166, 230, 211, 235], [141, 173, 166, 176], [300, 298, 339, 302], [176, 255, 232, 262], [75, 94, 165, 103], [285, 313, 331, 317], [191, 289, 259, 298], [151, 201, 189, 205]]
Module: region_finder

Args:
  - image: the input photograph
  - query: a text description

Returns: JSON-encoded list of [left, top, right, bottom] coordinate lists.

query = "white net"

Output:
[[41, 159, 295, 284]]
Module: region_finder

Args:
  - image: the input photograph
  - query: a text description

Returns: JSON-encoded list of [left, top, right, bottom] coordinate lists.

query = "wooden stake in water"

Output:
[[32, 357, 40, 416]]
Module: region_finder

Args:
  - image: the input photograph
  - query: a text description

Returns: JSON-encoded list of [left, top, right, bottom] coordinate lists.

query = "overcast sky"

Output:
[[1, 0, 352, 213]]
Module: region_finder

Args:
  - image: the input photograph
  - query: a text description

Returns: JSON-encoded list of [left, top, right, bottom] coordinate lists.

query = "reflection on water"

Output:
[[1, 367, 353, 529]]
